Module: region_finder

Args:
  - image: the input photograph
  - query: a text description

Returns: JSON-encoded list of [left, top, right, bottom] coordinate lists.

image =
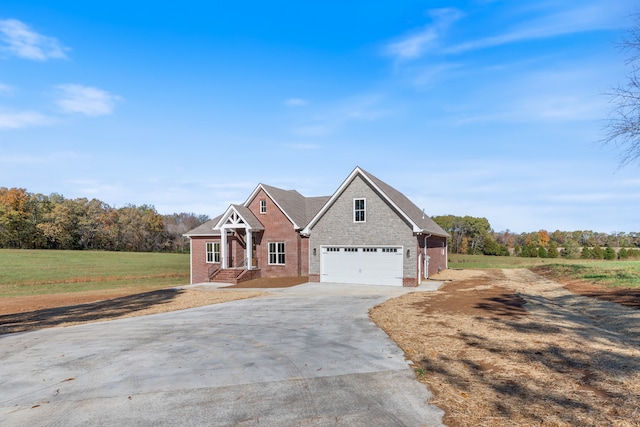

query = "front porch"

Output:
[[210, 204, 265, 284], [208, 265, 261, 284]]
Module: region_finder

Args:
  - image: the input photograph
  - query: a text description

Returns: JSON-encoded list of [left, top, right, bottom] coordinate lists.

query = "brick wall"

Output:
[[190, 235, 221, 284], [308, 175, 418, 283], [246, 189, 305, 277], [426, 235, 448, 276]]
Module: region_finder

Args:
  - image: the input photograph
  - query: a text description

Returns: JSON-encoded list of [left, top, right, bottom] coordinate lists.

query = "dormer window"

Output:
[[260, 199, 266, 214], [354, 198, 366, 222]]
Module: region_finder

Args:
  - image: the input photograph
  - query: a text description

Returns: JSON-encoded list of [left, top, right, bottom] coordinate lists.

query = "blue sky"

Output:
[[1, 0, 638, 233]]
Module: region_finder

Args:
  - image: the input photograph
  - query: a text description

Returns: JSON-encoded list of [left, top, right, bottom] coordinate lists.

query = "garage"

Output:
[[320, 246, 403, 286]]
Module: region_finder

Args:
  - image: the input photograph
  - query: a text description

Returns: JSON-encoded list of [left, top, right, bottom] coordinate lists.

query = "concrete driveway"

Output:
[[0, 282, 445, 426]]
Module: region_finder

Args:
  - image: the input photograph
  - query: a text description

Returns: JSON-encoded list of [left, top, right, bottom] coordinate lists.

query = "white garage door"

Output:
[[320, 246, 403, 286]]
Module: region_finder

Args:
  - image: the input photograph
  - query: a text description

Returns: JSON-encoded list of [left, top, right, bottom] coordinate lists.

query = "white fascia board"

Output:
[[301, 167, 361, 235], [243, 184, 263, 207], [244, 183, 300, 230], [213, 205, 234, 229], [357, 172, 422, 233], [215, 205, 255, 230]]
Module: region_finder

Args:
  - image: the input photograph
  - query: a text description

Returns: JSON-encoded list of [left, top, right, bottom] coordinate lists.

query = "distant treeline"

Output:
[[3, 187, 639, 259], [0, 187, 209, 252], [433, 215, 640, 260]]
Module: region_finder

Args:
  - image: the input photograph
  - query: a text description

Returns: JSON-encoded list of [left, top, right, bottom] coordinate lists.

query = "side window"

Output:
[[260, 199, 267, 214], [214, 242, 220, 262], [268, 242, 285, 265], [206, 242, 213, 263], [354, 198, 366, 222], [206, 242, 221, 263]]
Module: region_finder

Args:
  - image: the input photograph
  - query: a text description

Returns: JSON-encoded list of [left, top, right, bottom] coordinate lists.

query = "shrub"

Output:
[[619, 248, 629, 259], [604, 246, 616, 260]]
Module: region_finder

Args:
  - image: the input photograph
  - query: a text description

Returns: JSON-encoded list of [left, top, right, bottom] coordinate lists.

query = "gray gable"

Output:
[[303, 166, 448, 237], [359, 168, 448, 237]]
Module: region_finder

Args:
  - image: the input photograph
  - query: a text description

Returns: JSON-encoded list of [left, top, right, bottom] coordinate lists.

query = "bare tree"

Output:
[[604, 13, 640, 165]]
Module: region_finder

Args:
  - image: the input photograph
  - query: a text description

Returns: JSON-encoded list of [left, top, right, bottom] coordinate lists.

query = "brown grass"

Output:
[[370, 269, 640, 426]]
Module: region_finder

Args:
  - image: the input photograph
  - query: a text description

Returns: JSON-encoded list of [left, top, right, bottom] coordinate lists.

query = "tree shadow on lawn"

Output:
[[0, 289, 183, 335]]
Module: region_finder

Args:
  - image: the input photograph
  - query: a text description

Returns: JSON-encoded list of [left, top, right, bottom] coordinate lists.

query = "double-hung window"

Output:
[[268, 242, 285, 265], [206, 242, 220, 263], [354, 198, 366, 222], [259, 199, 267, 214]]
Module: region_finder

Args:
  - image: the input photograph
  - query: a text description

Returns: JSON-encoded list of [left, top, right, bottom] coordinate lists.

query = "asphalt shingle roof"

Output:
[[359, 168, 448, 237], [230, 204, 264, 230], [260, 184, 329, 229], [182, 215, 222, 236], [184, 167, 447, 238]]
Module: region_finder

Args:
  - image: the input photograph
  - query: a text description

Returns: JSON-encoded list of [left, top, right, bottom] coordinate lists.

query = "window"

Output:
[[268, 242, 285, 265], [206, 242, 220, 263], [363, 247, 377, 252], [327, 247, 340, 252], [259, 199, 267, 214], [382, 248, 398, 253], [345, 247, 358, 252], [354, 198, 366, 222]]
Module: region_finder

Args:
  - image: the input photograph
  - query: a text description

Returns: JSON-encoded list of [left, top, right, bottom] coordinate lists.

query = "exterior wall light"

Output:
[[406, 249, 410, 258]]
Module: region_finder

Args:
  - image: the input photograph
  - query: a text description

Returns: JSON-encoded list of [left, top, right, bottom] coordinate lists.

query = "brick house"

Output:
[[184, 167, 448, 287]]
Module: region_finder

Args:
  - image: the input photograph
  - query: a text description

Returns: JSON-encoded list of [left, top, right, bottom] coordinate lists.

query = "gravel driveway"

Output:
[[0, 282, 445, 426]]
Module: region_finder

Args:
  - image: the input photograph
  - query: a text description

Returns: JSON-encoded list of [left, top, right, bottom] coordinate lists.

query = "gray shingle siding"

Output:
[[309, 175, 417, 279]]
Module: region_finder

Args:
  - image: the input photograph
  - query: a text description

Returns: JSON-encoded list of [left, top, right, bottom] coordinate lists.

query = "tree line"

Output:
[[0, 187, 209, 252], [3, 187, 639, 259], [433, 215, 640, 260]]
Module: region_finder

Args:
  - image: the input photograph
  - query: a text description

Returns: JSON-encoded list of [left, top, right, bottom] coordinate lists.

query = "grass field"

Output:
[[450, 254, 640, 287], [0, 249, 190, 297]]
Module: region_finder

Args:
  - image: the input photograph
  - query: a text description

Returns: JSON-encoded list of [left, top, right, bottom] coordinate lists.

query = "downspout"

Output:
[[423, 233, 431, 279], [446, 239, 448, 269], [189, 237, 193, 284]]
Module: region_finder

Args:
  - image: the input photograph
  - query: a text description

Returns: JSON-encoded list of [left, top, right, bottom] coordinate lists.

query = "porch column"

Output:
[[246, 229, 253, 269], [221, 229, 227, 269]]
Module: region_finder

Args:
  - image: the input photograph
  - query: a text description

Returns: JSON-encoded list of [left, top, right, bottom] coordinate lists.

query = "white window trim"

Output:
[[268, 242, 286, 265], [206, 242, 221, 263], [353, 198, 366, 223], [259, 199, 267, 214]]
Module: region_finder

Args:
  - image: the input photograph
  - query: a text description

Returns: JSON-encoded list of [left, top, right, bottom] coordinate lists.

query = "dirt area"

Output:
[[371, 268, 640, 427]]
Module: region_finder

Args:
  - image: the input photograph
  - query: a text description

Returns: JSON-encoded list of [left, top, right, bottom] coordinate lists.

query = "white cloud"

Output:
[[383, 8, 463, 61], [291, 94, 389, 137], [284, 98, 308, 107], [0, 19, 68, 61], [447, 3, 628, 54], [0, 83, 12, 93], [0, 110, 51, 129], [54, 84, 122, 116]]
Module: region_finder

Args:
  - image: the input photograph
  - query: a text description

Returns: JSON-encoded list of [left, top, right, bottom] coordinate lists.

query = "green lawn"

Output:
[[0, 249, 190, 297], [449, 254, 640, 288]]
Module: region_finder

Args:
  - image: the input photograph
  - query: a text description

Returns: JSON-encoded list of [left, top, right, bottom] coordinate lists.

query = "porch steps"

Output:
[[209, 268, 261, 285]]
